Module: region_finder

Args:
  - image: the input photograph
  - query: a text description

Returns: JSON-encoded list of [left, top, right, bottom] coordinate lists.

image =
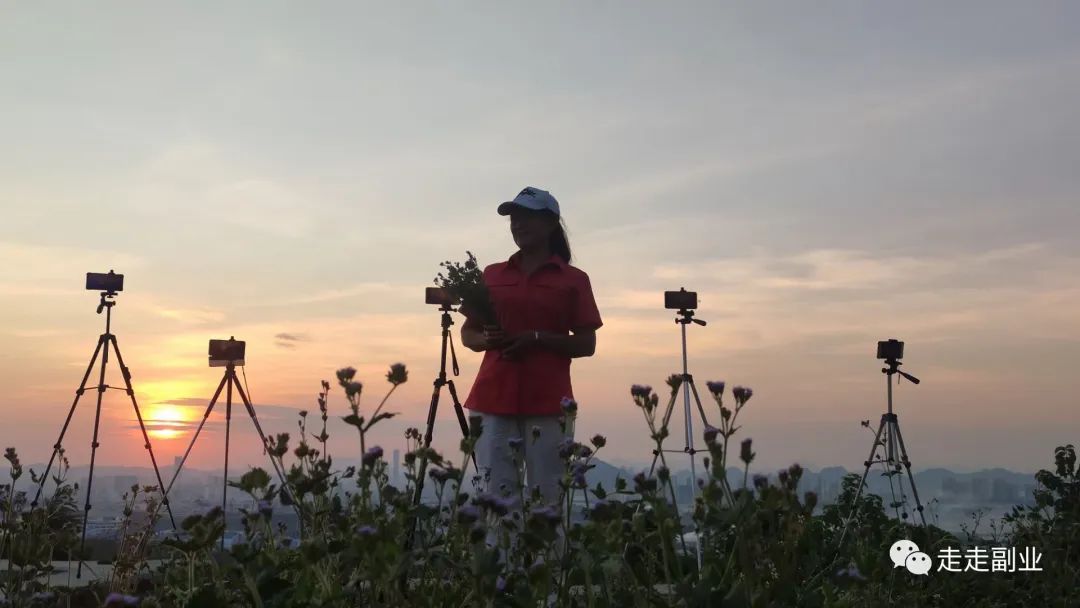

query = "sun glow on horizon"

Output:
[[144, 403, 197, 440]]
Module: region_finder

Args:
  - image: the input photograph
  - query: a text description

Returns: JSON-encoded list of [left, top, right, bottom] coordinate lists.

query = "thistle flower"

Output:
[[474, 492, 513, 516], [345, 381, 363, 399], [429, 468, 453, 484], [740, 438, 755, 465], [703, 425, 719, 444], [835, 562, 867, 582], [336, 367, 357, 386], [753, 474, 769, 491], [362, 446, 384, 467], [732, 386, 753, 405], [706, 380, 725, 396], [633, 471, 657, 493], [570, 461, 589, 488], [386, 362, 408, 386], [665, 374, 681, 395], [529, 505, 562, 525], [557, 438, 577, 460], [560, 396, 578, 414], [103, 593, 140, 607], [630, 384, 653, 399]]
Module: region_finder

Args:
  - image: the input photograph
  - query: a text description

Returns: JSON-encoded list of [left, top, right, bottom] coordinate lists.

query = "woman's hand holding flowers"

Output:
[[482, 326, 506, 350], [500, 330, 541, 360]]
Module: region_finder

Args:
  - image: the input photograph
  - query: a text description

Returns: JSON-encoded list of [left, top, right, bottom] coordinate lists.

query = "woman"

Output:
[[461, 186, 602, 509]]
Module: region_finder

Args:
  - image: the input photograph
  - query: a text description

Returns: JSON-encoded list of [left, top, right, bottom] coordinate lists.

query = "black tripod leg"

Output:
[[686, 377, 711, 429], [33, 335, 105, 507], [891, 421, 928, 526], [233, 377, 304, 532], [77, 334, 114, 578], [404, 377, 444, 561], [413, 380, 442, 500], [445, 380, 477, 473], [110, 336, 178, 531], [221, 373, 234, 551], [164, 374, 227, 498], [836, 416, 886, 555]]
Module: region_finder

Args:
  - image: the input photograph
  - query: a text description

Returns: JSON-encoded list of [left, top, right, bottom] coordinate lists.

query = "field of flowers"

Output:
[[2, 364, 1077, 607]]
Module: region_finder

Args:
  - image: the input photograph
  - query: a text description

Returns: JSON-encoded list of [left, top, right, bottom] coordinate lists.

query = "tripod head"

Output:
[[882, 358, 920, 385], [437, 302, 456, 327], [95, 291, 118, 315], [674, 308, 706, 327]]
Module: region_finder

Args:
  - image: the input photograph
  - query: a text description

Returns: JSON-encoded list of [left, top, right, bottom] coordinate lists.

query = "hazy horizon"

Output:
[[3, 3, 1079, 477]]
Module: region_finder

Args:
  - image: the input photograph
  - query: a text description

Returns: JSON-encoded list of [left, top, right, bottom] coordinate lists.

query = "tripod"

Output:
[[31, 290, 177, 577], [645, 307, 711, 569], [161, 360, 301, 550], [403, 303, 476, 557], [844, 358, 927, 533]]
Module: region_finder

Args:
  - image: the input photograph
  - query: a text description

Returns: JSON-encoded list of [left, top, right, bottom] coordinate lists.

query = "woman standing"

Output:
[[461, 186, 602, 509]]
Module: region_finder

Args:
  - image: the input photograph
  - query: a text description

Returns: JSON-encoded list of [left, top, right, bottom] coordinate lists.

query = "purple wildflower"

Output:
[[103, 593, 140, 606], [557, 438, 576, 459], [706, 380, 725, 396], [590, 434, 606, 448], [630, 384, 653, 399], [703, 425, 719, 444], [457, 504, 481, 524], [560, 397, 578, 414], [529, 505, 562, 525], [386, 362, 408, 385], [753, 474, 769, 491], [362, 445, 384, 467], [732, 386, 753, 405], [740, 438, 755, 464]]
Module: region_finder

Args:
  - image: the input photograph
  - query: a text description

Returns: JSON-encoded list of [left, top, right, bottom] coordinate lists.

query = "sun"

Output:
[[145, 403, 195, 440]]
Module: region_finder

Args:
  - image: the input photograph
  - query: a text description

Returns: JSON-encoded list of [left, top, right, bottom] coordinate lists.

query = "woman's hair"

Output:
[[549, 216, 571, 264]]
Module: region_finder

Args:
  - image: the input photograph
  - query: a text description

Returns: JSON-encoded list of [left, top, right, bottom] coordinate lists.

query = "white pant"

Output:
[[474, 412, 572, 508]]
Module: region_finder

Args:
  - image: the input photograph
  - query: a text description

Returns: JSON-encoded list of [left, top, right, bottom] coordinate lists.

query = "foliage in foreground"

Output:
[[1, 366, 1077, 607]]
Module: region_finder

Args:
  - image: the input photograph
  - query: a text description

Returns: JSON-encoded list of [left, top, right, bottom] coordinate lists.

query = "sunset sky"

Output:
[[2, 3, 1078, 477]]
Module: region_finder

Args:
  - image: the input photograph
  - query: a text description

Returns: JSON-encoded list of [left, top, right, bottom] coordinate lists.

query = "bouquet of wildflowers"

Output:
[[435, 251, 498, 326]]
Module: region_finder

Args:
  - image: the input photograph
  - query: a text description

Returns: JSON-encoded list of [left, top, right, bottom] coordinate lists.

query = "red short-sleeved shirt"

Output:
[[463, 252, 602, 417]]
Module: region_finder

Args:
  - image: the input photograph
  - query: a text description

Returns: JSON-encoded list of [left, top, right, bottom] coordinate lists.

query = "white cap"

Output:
[[497, 186, 560, 217]]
